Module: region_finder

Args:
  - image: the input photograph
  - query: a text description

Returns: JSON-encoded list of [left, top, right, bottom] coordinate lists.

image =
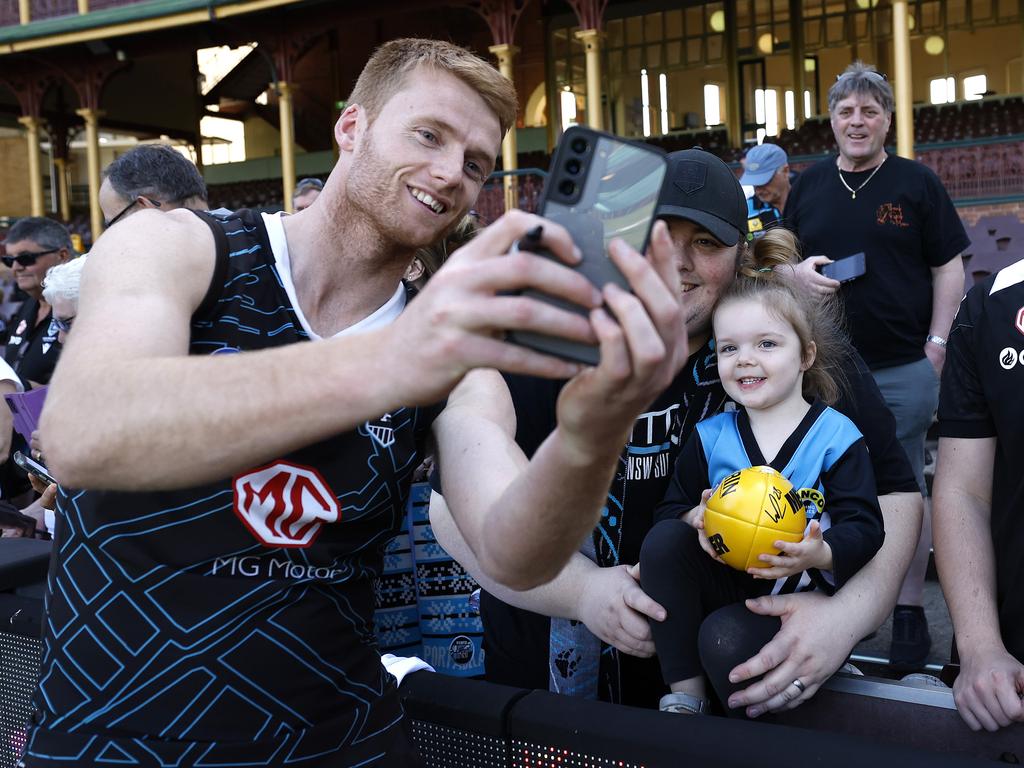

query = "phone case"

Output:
[[508, 126, 668, 366], [822, 252, 866, 283]]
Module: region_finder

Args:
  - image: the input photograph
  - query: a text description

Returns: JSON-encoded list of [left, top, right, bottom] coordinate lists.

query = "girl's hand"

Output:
[[687, 489, 724, 563], [747, 520, 832, 579]]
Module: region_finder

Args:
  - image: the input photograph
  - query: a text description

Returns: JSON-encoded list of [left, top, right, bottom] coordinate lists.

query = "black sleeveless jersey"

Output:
[[25, 209, 439, 767]]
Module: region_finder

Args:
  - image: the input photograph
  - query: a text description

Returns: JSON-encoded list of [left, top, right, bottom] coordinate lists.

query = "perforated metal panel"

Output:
[[411, 720, 509, 768], [0, 632, 40, 768], [510, 740, 646, 768]]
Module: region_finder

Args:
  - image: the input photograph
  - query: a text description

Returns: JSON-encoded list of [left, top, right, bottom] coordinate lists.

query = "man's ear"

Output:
[[404, 257, 425, 283], [335, 104, 363, 153], [801, 340, 817, 371]]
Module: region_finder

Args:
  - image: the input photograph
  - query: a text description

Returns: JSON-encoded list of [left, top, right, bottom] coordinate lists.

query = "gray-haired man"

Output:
[[784, 61, 968, 670]]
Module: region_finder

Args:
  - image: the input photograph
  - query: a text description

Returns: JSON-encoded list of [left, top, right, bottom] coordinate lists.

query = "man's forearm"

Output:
[[430, 491, 589, 618], [935, 493, 1002, 651], [43, 330, 407, 491], [472, 424, 625, 590], [930, 256, 965, 339]]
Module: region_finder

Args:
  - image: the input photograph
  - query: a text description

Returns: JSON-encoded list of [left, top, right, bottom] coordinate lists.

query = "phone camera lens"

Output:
[[565, 158, 582, 175], [558, 180, 576, 196], [570, 137, 588, 154]]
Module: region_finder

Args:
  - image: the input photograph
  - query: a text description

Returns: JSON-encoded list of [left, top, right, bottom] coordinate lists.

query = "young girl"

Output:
[[639, 228, 885, 716]]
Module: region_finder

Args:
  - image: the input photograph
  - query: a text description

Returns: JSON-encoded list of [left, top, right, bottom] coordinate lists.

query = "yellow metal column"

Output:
[[54, 158, 71, 222], [278, 81, 296, 213], [789, 0, 806, 125], [17, 116, 44, 217], [18, 0, 29, 24], [892, 0, 914, 159], [77, 0, 88, 12], [574, 29, 604, 130], [725, 1, 742, 147], [75, 107, 103, 242], [489, 43, 519, 212]]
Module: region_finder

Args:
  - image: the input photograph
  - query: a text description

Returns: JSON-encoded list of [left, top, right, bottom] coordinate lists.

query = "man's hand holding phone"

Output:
[[555, 219, 687, 457], [790, 256, 840, 297]]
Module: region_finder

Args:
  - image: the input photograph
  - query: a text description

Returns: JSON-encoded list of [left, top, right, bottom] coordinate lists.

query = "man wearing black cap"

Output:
[[432, 148, 922, 717]]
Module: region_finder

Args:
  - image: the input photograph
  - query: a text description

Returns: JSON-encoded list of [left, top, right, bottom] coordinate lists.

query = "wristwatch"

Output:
[[926, 334, 947, 348]]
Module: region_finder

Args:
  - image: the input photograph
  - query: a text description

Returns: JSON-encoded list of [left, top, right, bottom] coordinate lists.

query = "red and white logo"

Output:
[[1015, 307, 1024, 336], [233, 461, 339, 548]]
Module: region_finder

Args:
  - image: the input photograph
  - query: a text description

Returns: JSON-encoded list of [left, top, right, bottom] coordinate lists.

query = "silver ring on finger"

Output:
[[791, 679, 806, 694]]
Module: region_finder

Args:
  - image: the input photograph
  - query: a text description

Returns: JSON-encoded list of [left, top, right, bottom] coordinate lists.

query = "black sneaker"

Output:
[[889, 604, 931, 671]]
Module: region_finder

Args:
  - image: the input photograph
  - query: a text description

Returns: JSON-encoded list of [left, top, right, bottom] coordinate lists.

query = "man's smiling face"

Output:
[[664, 217, 740, 350]]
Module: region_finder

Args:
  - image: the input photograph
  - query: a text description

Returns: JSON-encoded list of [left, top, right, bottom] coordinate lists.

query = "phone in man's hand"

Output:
[[13, 451, 56, 486], [507, 126, 668, 366], [821, 252, 866, 283]]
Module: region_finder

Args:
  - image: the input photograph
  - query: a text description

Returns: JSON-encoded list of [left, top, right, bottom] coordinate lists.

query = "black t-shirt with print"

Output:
[[937, 264, 1024, 659], [784, 154, 969, 370]]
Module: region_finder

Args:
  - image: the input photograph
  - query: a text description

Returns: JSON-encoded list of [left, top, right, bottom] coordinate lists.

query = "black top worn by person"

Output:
[[784, 154, 969, 370], [481, 340, 917, 706], [937, 263, 1024, 660], [3, 297, 60, 386], [25, 209, 436, 768]]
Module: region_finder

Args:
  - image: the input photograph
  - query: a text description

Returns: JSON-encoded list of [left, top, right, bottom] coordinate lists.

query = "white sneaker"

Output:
[[659, 692, 710, 714]]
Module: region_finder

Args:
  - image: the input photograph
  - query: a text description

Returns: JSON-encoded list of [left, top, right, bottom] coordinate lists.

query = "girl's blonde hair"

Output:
[[715, 228, 849, 405]]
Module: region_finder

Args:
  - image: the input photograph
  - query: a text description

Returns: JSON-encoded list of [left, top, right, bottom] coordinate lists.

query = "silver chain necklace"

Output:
[[837, 155, 886, 199]]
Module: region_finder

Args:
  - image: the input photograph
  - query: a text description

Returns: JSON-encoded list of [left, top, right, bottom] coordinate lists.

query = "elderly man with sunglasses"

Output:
[[1, 217, 74, 389]]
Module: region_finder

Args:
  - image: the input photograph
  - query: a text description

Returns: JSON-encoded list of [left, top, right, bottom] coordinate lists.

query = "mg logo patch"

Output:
[[233, 461, 339, 548], [1015, 306, 1024, 336]]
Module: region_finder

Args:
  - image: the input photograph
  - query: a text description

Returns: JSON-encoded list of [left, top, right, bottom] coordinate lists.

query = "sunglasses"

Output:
[[1, 248, 61, 268], [105, 196, 162, 228], [52, 316, 74, 334], [836, 70, 888, 83]]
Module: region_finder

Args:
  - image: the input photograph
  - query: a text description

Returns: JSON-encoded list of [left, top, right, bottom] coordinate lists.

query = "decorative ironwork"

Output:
[[466, 0, 528, 46], [565, 0, 608, 31]]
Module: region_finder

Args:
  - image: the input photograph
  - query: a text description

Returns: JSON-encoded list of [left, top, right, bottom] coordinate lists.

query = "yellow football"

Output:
[[702, 466, 807, 572]]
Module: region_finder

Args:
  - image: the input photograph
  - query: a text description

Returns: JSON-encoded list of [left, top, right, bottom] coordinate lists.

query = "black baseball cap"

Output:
[[655, 149, 747, 246]]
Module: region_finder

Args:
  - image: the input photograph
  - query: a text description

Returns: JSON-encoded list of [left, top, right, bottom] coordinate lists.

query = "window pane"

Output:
[[626, 16, 643, 43], [708, 34, 724, 60], [705, 83, 722, 125], [645, 12, 663, 40], [665, 9, 683, 38], [666, 40, 682, 65], [606, 19, 624, 47], [647, 44, 662, 68], [688, 37, 704, 63], [964, 73, 987, 100]]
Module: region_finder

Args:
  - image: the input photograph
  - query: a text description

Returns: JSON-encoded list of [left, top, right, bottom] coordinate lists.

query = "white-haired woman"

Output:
[[18, 257, 88, 536]]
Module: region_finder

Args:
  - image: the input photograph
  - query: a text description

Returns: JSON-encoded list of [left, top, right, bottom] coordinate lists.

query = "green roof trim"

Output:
[[0, 0, 255, 46]]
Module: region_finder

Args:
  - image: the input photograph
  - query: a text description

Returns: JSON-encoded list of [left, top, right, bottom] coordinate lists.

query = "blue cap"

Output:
[[740, 143, 788, 187]]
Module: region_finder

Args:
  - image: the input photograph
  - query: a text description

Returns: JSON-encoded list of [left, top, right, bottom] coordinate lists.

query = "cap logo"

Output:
[[749, 162, 761, 170], [673, 160, 707, 195]]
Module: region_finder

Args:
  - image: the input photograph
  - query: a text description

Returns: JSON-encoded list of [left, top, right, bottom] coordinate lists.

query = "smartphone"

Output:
[[821, 252, 866, 283], [508, 126, 668, 366], [13, 451, 56, 486]]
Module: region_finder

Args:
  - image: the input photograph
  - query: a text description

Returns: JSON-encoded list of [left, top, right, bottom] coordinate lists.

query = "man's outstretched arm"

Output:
[[433, 221, 687, 591], [431, 491, 662, 654], [42, 210, 615, 490]]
